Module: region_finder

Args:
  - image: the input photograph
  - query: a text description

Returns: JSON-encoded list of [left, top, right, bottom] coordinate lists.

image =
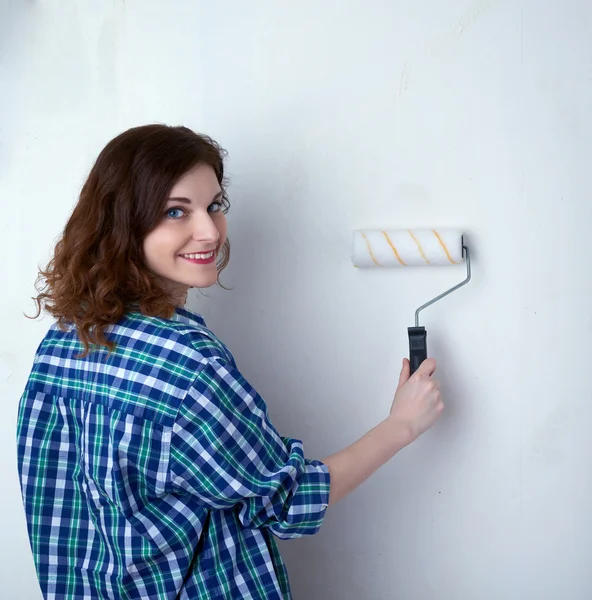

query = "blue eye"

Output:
[[208, 202, 224, 213], [166, 207, 185, 219]]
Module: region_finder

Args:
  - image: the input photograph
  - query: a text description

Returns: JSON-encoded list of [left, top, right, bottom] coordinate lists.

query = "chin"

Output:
[[185, 275, 218, 289], [157, 271, 218, 297], [190, 281, 217, 290]]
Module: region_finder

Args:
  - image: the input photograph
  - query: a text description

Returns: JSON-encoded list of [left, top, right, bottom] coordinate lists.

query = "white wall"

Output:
[[2, 1, 591, 598]]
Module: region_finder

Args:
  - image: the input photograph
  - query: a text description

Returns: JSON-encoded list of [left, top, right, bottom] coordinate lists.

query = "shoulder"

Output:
[[24, 310, 239, 427], [120, 310, 236, 367]]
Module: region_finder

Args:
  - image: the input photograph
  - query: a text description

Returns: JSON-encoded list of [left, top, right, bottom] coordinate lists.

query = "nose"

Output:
[[191, 211, 219, 244]]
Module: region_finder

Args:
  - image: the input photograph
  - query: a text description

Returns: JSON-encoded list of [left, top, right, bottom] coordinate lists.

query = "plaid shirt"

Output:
[[16, 307, 330, 599]]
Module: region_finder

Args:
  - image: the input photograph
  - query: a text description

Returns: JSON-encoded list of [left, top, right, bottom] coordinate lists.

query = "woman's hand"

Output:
[[388, 358, 444, 441]]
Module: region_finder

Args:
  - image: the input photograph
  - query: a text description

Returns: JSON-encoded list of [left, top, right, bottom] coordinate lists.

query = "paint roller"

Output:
[[351, 228, 472, 374]]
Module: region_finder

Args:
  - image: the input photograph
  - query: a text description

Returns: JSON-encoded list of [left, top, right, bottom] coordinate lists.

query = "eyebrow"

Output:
[[168, 191, 223, 204]]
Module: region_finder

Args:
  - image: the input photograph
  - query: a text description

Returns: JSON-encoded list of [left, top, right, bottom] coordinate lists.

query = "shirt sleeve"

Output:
[[169, 357, 331, 539]]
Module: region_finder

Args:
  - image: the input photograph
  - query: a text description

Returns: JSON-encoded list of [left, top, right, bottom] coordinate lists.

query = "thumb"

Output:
[[397, 358, 411, 388], [412, 357, 436, 379]]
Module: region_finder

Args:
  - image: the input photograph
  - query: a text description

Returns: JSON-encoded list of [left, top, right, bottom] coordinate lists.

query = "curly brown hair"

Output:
[[30, 124, 231, 356]]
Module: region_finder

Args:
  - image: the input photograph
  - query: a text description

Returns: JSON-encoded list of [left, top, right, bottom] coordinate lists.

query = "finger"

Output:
[[413, 358, 436, 378], [397, 358, 411, 388]]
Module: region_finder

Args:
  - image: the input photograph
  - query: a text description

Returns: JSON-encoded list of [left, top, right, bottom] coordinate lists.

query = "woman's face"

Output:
[[143, 163, 227, 304]]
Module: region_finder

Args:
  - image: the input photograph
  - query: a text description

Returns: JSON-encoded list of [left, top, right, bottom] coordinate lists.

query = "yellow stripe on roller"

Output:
[[361, 232, 381, 266], [408, 230, 430, 264], [382, 231, 406, 265], [432, 229, 458, 264]]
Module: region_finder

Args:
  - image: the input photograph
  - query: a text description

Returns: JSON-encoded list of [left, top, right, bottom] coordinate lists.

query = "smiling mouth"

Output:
[[179, 250, 216, 264], [180, 251, 215, 260]]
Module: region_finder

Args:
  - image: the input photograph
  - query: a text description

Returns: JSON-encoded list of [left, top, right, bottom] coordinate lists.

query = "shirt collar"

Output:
[[172, 306, 208, 328]]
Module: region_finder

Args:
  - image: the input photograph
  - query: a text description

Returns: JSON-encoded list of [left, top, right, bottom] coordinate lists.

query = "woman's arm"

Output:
[[322, 358, 443, 505]]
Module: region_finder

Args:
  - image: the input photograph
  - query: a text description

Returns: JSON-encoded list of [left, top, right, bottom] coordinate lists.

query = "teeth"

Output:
[[182, 251, 214, 260]]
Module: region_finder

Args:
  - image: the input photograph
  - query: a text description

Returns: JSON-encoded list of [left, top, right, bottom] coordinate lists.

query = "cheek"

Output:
[[142, 227, 178, 266], [142, 235, 159, 270]]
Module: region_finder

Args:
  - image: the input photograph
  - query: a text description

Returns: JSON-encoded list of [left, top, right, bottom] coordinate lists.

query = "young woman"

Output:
[[16, 124, 443, 600]]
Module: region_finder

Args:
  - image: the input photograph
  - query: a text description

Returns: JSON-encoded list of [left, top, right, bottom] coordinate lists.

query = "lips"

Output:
[[179, 250, 216, 265], [180, 251, 215, 260]]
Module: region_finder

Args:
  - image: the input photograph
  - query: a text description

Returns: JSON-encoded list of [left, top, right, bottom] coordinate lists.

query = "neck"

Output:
[[172, 290, 188, 307], [165, 281, 189, 307]]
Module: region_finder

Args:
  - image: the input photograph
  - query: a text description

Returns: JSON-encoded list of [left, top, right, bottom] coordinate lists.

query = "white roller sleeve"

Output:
[[352, 229, 464, 267]]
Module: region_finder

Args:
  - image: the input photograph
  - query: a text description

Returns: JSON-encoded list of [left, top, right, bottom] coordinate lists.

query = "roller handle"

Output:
[[408, 326, 427, 375]]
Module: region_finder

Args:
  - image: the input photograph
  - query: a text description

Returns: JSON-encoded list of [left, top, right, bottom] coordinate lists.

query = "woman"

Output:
[[16, 124, 443, 599]]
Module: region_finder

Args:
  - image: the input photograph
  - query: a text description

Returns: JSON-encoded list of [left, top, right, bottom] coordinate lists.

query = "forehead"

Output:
[[169, 164, 221, 199]]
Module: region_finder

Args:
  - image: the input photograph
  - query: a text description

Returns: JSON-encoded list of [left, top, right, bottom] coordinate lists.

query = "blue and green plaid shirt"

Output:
[[16, 307, 330, 599]]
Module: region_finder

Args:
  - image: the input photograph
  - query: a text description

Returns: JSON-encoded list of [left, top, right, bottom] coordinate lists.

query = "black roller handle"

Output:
[[408, 326, 427, 375]]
